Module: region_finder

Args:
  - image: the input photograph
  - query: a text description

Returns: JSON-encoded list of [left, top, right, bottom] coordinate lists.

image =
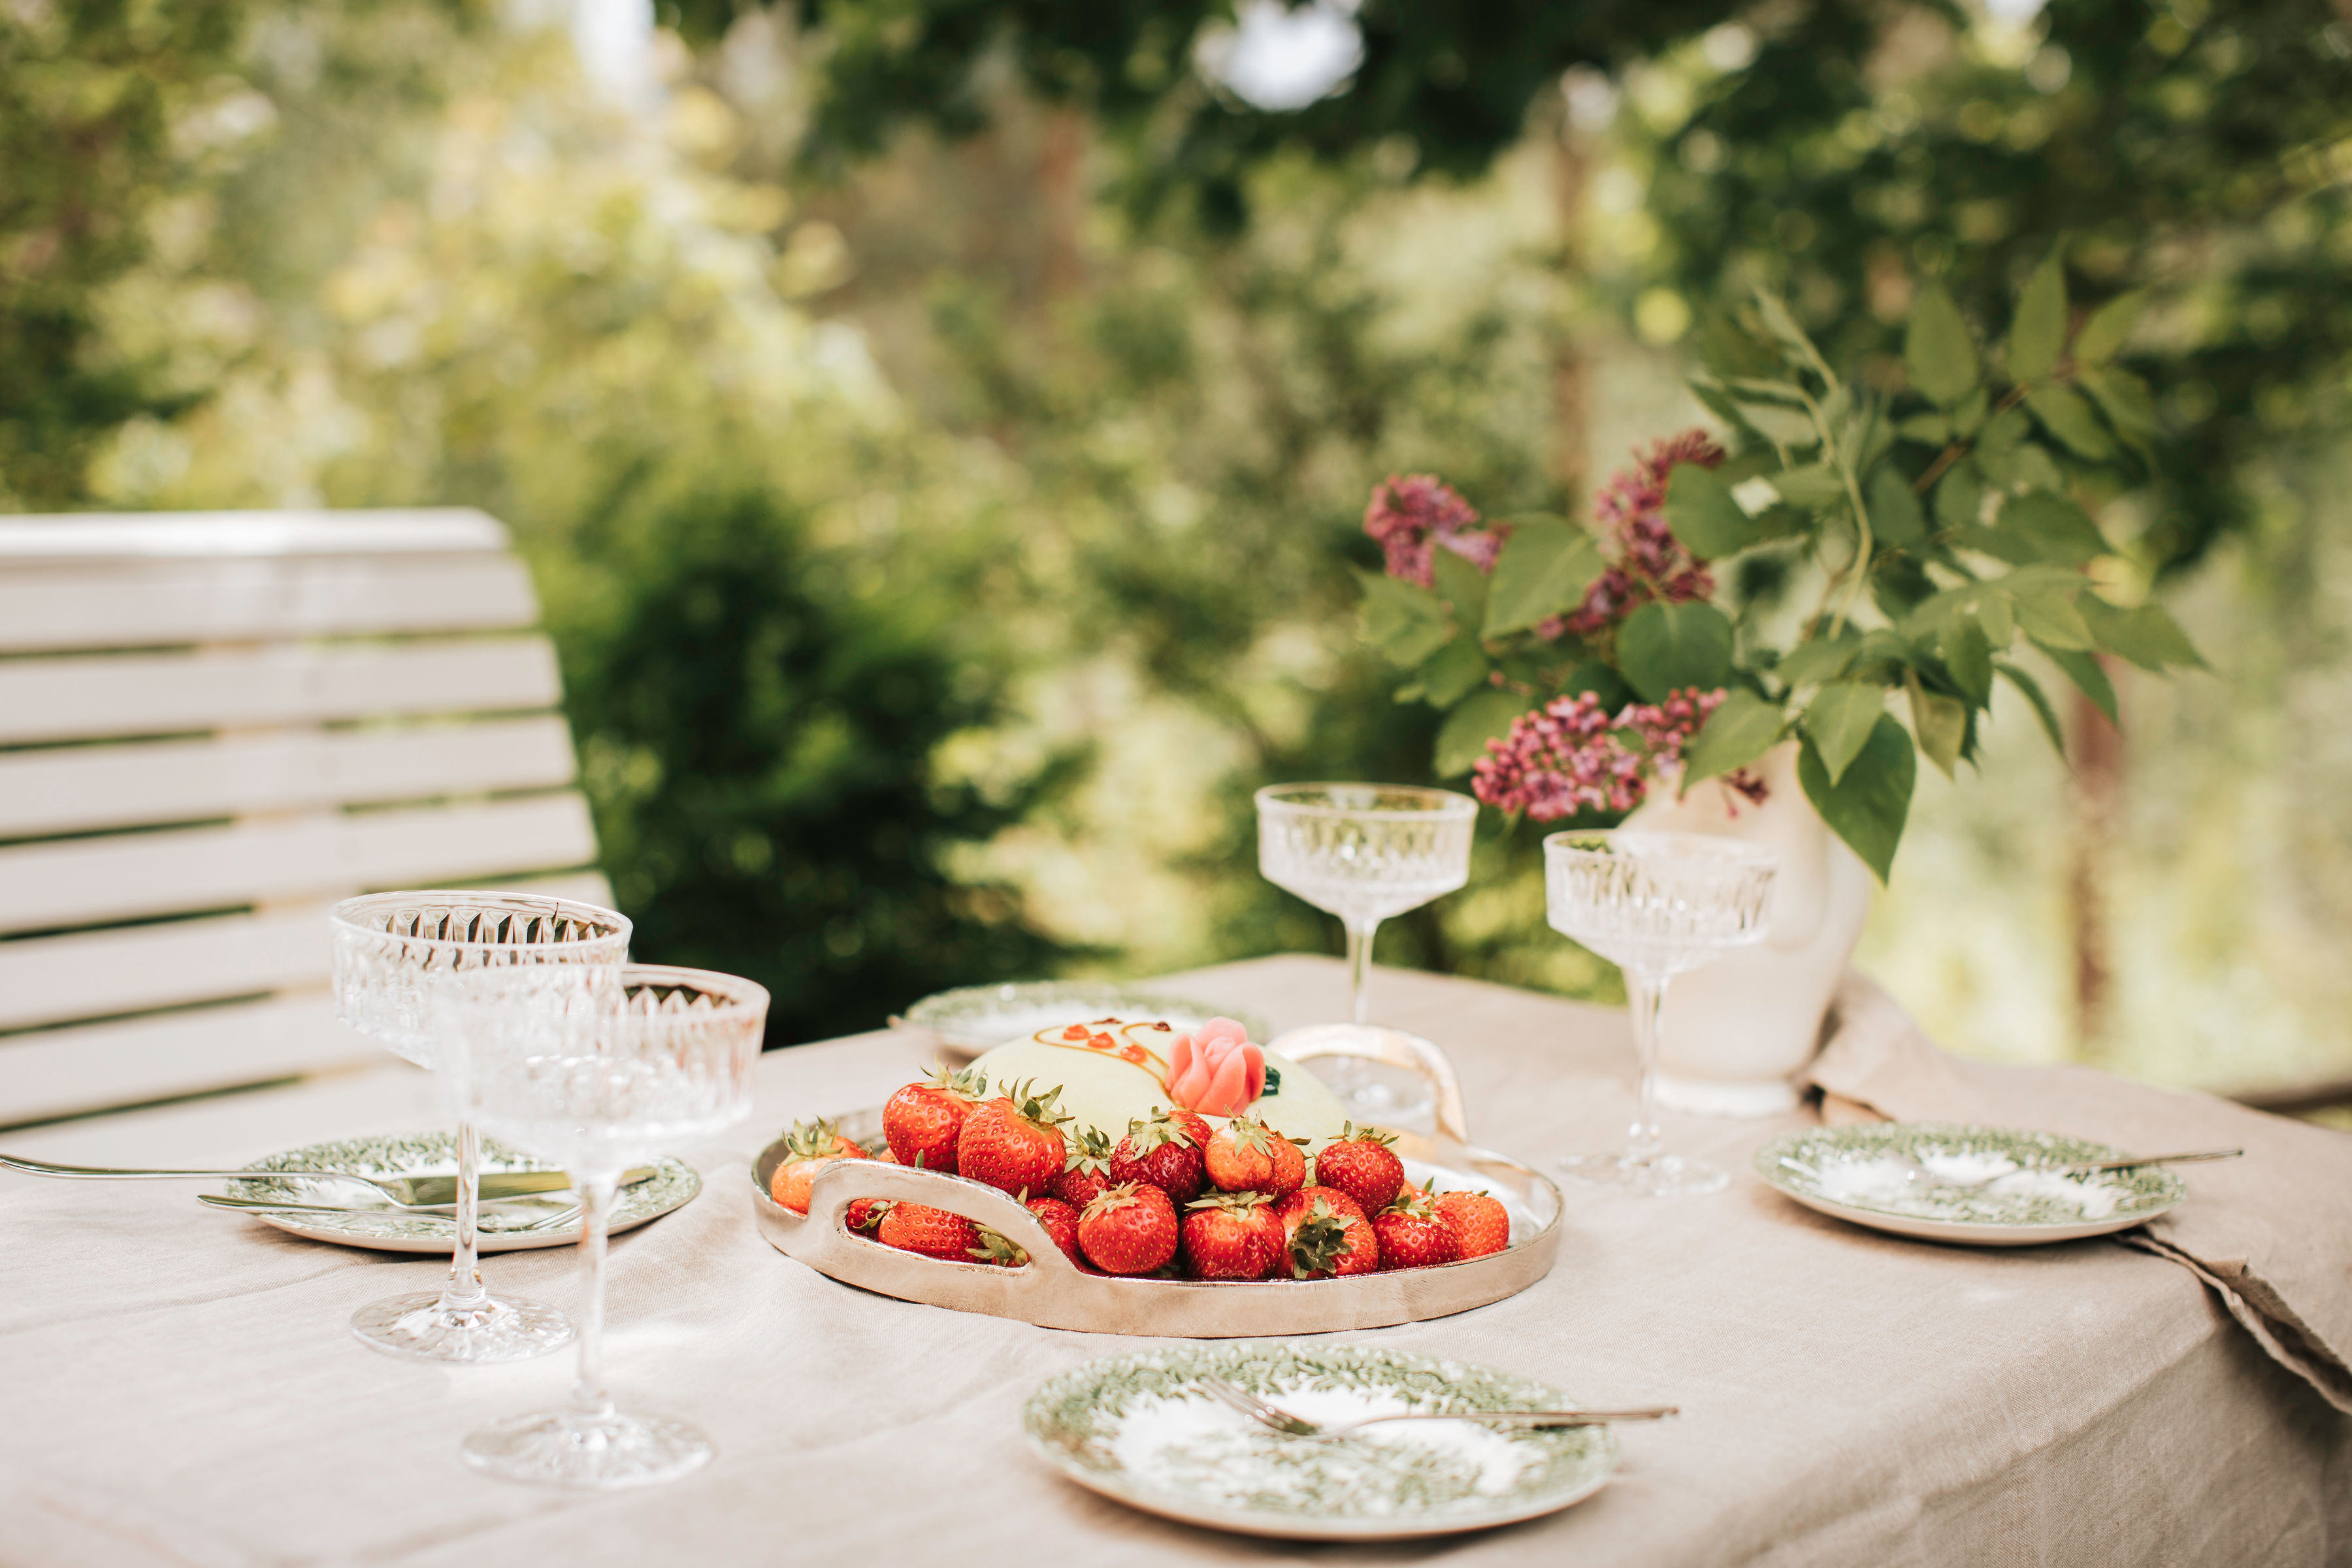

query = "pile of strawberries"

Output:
[[766, 1064, 1510, 1282]]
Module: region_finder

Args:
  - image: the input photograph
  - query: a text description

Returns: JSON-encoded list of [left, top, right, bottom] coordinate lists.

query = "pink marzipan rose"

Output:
[[1166, 1017, 1265, 1118]]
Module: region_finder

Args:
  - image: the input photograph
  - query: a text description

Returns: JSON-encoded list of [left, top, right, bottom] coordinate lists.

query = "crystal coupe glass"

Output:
[[1256, 783, 1477, 1026], [1544, 830, 1776, 1196], [437, 964, 768, 1490], [327, 892, 630, 1362]]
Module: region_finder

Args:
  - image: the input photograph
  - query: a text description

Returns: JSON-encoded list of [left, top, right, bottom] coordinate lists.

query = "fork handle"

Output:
[[1359, 1407, 1678, 1429], [2072, 1149, 2243, 1173], [0, 1154, 357, 1183]]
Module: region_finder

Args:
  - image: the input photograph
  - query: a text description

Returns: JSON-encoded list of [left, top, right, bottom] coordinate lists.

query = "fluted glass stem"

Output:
[[439, 1119, 489, 1311], [568, 1173, 617, 1424], [1344, 917, 1379, 1025], [1625, 973, 1668, 1167]]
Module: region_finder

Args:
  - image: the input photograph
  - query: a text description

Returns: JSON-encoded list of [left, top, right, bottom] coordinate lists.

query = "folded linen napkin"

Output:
[[1807, 970, 2352, 1414]]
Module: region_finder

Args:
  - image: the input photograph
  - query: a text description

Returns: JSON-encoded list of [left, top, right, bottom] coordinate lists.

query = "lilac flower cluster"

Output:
[[1364, 474, 1508, 589], [1470, 687, 1725, 822], [1565, 430, 1725, 638]]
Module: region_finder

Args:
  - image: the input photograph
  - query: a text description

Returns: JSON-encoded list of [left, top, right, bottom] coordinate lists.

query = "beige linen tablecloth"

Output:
[[2, 956, 2346, 1568]]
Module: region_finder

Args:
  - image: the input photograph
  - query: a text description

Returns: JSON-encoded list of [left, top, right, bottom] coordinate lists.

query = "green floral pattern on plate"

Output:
[[1022, 1343, 1616, 1539], [227, 1132, 700, 1244], [1756, 1122, 2183, 1229]]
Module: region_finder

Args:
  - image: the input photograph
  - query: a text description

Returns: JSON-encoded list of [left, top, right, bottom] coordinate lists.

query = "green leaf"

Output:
[[1754, 289, 1830, 378], [2078, 366, 2159, 454], [1734, 400, 1821, 449], [1906, 672, 1967, 779], [1433, 689, 1530, 777], [1943, 617, 1993, 707], [2010, 442, 2066, 494], [1980, 590, 2014, 647], [2039, 645, 2117, 725], [1420, 632, 1490, 706], [1953, 386, 1991, 436], [1772, 464, 1848, 510], [1664, 465, 1759, 559], [2008, 252, 2068, 383], [1798, 717, 1917, 883], [2079, 596, 2206, 672], [1995, 661, 2066, 757], [1431, 547, 1490, 627], [2025, 384, 2115, 459], [1976, 406, 2031, 467], [1933, 463, 1983, 532], [1617, 600, 1735, 702], [1682, 688, 1786, 785], [2014, 593, 2095, 651], [1947, 523, 2042, 566], [1801, 679, 1887, 787], [2073, 291, 2143, 365], [1999, 491, 2108, 565], [1356, 570, 1453, 668], [1904, 284, 1979, 408], [1776, 630, 1860, 691], [1866, 463, 1927, 548], [1481, 519, 1604, 638], [1896, 411, 1951, 445]]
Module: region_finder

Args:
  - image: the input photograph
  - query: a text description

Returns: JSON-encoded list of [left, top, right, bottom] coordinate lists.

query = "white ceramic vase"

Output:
[[1620, 741, 1873, 1117]]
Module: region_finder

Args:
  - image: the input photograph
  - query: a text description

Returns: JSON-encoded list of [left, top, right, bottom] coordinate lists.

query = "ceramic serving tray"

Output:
[[1022, 1342, 1618, 1541], [1754, 1122, 2186, 1246], [894, 981, 1271, 1057], [751, 1024, 1560, 1336], [221, 1132, 702, 1253]]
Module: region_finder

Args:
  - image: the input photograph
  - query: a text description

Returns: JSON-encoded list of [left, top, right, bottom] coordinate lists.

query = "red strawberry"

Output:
[[876, 1201, 981, 1262], [1433, 1188, 1511, 1258], [767, 1117, 867, 1214], [1023, 1194, 1093, 1271], [1181, 1192, 1281, 1280], [970, 1229, 1028, 1267], [957, 1079, 1073, 1195], [1372, 1192, 1462, 1271], [883, 1064, 989, 1174], [1273, 1183, 1367, 1234], [1285, 1194, 1380, 1279], [1314, 1122, 1405, 1215], [843, 1149, 898, 1232], [1054, 1125, 1119, 1211], [1077, 1183, 1179, 1275], [1203, 1117, 1309, 1199], [1110, 1107, 1208, 1205]]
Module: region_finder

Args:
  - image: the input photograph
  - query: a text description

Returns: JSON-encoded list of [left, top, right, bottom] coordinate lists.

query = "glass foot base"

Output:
[[350, 1291, 573, 1364], [463, 1409, 714, 1490], [1556, 1151, 1729, 1197]]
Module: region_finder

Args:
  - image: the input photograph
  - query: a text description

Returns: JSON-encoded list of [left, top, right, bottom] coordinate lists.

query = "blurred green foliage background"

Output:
[[5, 0, 2349, 1103]]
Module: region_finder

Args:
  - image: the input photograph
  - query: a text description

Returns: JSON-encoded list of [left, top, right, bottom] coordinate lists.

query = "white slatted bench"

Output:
[[0, 510, 612, 1179]]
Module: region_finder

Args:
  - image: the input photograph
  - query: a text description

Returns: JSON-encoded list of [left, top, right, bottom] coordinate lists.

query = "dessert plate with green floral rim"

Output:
[[898, 981, 1270, 1058], [1022, 1343, 1619, 1541], [1755, 1122, 2186, 1246], [218, 1132, 701, 1254]]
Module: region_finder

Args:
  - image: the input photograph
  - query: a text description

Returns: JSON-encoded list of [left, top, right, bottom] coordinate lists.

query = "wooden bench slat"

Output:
[[0, 638, 564, 745], [0, 871, 617, 1035], [0, 508, 506, 560], [0, 556, 539, 653], [0, 716, 578, 838], [0, 794, 600, 936], [0, 991, 374, 1126]]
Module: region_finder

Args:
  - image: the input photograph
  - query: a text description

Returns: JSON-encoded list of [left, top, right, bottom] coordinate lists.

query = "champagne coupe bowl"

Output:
[[1544, 830, 1776, 1197], [1255, 783, 1477, 1028], [327, 891, 630, 1362], [438, 964, 769, 1490]]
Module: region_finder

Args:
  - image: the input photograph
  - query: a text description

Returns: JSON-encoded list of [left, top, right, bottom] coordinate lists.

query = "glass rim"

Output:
[[434, 961, 770, 1022], [1541, 828, 1780, 867], [1254, 782, 1479, 821], [327, 890, 632, 952]]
